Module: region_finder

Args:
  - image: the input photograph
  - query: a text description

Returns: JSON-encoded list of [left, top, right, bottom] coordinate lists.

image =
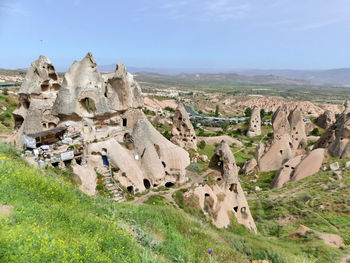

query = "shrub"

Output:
[[198, 140, 206, 149]]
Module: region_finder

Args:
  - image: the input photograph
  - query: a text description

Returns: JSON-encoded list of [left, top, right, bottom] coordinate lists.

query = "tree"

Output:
[[220, 121, 229, 132], [260, 109, 266, 119], [215, 105, 219, 117], [244, 107, 252, 117]]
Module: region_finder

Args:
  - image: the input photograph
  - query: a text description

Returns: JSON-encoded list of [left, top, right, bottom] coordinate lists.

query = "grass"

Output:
[[0, 143, 349, 262], [0, 94, 18, 132]]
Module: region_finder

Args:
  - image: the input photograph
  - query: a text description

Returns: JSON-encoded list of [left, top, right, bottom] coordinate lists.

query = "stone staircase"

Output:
[[95, 166, 124, 202]]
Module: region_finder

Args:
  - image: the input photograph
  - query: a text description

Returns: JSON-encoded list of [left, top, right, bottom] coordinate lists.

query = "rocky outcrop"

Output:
[[52, 53, 143, 119], [186, 141, 257, 233], [316, 110, 335, 129], [12, 55, 61, 145], [271, 148, 324, 188], [288, 225, 345, 248], [241, 158, 257, 175], [314, 101, 350, 158], [246, 106, 261, 137], [171, 103, 197, 150], [270, 155, 303, 188], [257, 106, 307, 172], [12, 52, 191, 196]]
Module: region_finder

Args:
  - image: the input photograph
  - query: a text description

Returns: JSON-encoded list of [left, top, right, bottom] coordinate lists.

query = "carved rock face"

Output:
[[171, 103, 197, 150], [187, 140, 257, 233], [315, 103, 350, 158], [316, 110, 335, 129], [52, 53, 143, 119], [257, 106, 307, 172], [13, 55, 61, 139], [247, 106, 261, 138]]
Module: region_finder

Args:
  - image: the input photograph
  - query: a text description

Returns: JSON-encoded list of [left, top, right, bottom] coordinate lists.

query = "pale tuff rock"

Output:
[[171, 103, 197, 150], [246, 106, 261, 137], [316, 110, 335, 129], [241, 158, 257, 175], [290, 148, 324, 182], [329, 162, 340, 171], [270, 155, 303, 189], [288, 225, 345, 248], [257, 106, 307, 172], [186, 141, 257, 233], [198, 135, 243, 147], [271, 148, 324, 188], [314, 101, 350, 158], [52, 53, 143, 119], [12, 55, 61, 144], [12, 52, 190, 196], [209, 140, 239, 184]]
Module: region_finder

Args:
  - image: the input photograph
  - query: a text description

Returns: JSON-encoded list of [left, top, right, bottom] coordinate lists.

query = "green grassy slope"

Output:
[[0, 143, 349, 263]]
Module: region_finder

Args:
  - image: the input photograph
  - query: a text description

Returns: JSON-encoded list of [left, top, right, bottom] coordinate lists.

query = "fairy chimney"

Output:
[[171, 103, 197, 150], [246, 106, 261, 137]]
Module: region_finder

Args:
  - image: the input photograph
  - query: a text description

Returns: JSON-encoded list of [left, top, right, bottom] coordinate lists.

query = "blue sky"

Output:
[[1, 0, 350, 70]]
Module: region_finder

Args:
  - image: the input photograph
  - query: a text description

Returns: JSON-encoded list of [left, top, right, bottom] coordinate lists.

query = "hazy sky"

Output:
[[1, 0, 350, 70]]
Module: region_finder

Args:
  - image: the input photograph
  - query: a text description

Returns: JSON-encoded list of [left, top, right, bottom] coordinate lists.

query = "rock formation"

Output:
[[316, 110, 335, 129], [288, 225, 345, 248], [257, 106, 307, 172], [185, 141, 257, 233], [314, 101, 350, 158], [52, 53, 143, 119], [271, 148, 324, 188], [12, 55, 61, 145], [246, 106, 261, 137], [171, 103, 197, 150], [12, 52, 191, 196]]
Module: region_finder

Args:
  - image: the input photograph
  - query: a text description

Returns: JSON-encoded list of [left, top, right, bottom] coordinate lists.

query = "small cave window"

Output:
[[127, 186, 134, 194], [204, 193, 210, 197], [122, 118, 127, 127], [14, 115, 24, 130], [233, 206, 238, 212], [165, 182, 174, 188], [217, 178, 222, 181], [241, 207, 246, 213], [178, 117, 182, 121], [23, 100, 30, 109], [153, 184, 158, 187], [285, 165, 289, 168], [41, 84, 49, 92], [76, 158, 82, 165], [161, 161, 166, 168], [104, 86, 108, 98], [80, 97, 96, 113], [52, 162, 59, 167], [48, 122, 56, 129], [229, 183, 238, 193], [143, 179, 151, 189], [280, 150, 283, 154]]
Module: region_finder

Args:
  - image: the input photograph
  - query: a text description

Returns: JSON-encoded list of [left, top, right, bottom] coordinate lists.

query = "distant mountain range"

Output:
[[3, 64, 350, 86], [98, 64, 350, 86]]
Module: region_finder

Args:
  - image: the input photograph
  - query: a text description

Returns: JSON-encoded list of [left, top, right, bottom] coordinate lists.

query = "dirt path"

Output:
[[128, 169, 211, 206]]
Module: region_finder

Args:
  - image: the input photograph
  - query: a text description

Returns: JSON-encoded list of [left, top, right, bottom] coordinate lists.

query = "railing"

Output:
[[107, 165, 124, 194]]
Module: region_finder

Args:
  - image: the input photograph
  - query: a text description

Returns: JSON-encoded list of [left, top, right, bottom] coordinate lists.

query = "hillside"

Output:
[[0, 143, 349, 263]]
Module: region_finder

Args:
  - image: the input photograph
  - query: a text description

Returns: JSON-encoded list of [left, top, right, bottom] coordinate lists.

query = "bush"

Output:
[[2, 88, 8, 95], [198, 140, 206, 149], [244, 107, 252, 117], [164, 106, 175, 112], [311, 128, 321, 136]]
